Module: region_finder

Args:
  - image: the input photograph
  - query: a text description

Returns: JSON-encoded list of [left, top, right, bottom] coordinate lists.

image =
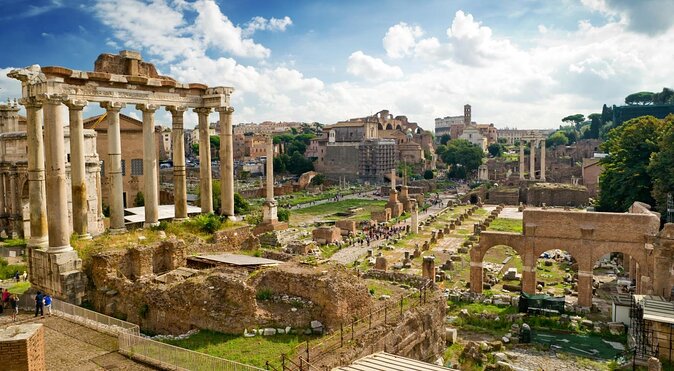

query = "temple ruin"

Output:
[[8, 51, 235, 302]]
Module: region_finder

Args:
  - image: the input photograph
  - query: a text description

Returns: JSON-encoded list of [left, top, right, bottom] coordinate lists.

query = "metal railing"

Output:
[[119, 332, 265, 371], [280, 280, 433, 370]]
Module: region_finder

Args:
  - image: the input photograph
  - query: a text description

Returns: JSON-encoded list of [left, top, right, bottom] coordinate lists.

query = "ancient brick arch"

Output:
[[470, 207, 660, 308]]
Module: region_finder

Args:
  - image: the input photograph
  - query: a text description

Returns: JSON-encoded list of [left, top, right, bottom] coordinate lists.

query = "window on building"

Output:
[[121, 159, 126, 176], [131, 159, 143, 176], [101, 160, 105, 177]]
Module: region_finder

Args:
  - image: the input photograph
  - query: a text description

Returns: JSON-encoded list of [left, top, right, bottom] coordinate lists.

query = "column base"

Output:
[[28, 236, 49, 249], [540, 177, 546, 182], [47, 245, 73, 254], [78, 233, 92, 240], [29, 248, 85, 304], [109, 228, 127, 235], [174, 217, 189, 223], [144, 222, 160, 228]]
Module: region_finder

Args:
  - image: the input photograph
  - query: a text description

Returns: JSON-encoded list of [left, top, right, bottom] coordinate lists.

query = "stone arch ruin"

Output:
[[470, 203, 661, 307]]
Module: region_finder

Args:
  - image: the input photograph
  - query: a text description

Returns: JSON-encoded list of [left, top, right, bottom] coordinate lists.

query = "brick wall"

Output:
[[0, 324, 45, 371]]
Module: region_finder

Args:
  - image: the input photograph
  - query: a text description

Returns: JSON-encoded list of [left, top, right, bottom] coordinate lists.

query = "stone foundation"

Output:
[[312, 226, 342, 244], [0, 324, 45, 371], [29, 248, 85, 304]]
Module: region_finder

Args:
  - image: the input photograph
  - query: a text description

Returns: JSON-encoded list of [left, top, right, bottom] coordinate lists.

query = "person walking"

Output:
[[2, 288, 9, 310], [10, 294, 18, 321], [22, 270, 28, 282], [44, 294, 52, 316], [34, 291, 44, 317]]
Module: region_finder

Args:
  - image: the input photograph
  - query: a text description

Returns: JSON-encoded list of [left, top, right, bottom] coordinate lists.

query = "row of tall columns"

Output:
[[219, 107, 235, 218], [518, 140, 546, 181], [67, 100, 90, 239]]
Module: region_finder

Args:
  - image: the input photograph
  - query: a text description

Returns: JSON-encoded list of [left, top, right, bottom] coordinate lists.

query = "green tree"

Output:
[[423, 169, 434, 179], [562, 114, 585, 129], [546, 131, 569, 147], [440, 139, 484, 179], [653, 88, 674, 105], [234, 192, 250, 214], [487, 143, 503, 157], [191, 143, 199, 155], [648, 114, 674, 216], [585, 113, 601, 139], [277, 208, 290, 222], [439, 134, 451, 145], [310, 173, 325, 186], [597, 115, 663, 212], [625, 91, 655, 105], [134, 191, 145, 207]]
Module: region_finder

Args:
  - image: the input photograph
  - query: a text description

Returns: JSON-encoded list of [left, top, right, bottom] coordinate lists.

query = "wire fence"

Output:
[[279, 279, 433, 371], [119, 332, 266, 371]]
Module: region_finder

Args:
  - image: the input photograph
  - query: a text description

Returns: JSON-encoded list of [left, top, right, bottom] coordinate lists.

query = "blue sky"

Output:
[[1, 0, 673, 130]]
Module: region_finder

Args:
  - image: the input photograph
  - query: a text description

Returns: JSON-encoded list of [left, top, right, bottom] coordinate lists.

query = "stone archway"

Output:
[[470, 232, 533, 295], [535, 248, 578, 297], [385, 123, 393, 130]]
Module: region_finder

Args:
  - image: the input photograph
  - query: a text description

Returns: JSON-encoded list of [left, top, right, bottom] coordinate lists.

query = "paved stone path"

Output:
[[0, 311, 153, 371], [504, 347, 606, 370]]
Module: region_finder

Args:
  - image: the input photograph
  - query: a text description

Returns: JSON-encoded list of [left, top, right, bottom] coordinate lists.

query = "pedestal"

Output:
[[29, 248, 85, 304], [262, 199, 278, 224]]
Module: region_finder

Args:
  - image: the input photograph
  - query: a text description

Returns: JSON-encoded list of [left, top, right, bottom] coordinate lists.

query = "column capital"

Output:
[[193, 107, 212, 115], [136, 103, 159, 112], [65, 99, 88, 110], [165, 105, 188, 115], [100, 101, 126, 112], [19, 97, 42, 109], [215, 106, 234, 114], [38, 93, 67, 105]]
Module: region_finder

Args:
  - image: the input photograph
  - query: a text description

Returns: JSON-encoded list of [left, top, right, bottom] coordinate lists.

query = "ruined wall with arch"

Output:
[[471, 205, 661, 307]]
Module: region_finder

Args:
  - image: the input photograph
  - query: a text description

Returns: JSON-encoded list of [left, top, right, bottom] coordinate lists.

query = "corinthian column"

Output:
[[66, 99, 90, 239], [137, 104, 159, 227], [195, 107, 213, 213], [217, 107, 235, 218], [43, 94, 72, 252], [529, 140, 536, 180], [265, 135, 274, 202], [21, 98, 48, 247], [519, 141, 525, 180], [101, 101, 126, 232], [167, 106, 188, 220]]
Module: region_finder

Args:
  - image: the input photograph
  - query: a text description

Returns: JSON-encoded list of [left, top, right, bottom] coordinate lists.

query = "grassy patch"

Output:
[[0, 258, 27, 280], [488, 218, 523, 233], [163, 330, 314, 369], [7, 281, 31, 295]]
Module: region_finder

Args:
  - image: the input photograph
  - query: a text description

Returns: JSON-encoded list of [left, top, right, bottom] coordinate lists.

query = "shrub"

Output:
[[423, 169, 434, 179], [189, 213, 223, 234], [277, 208, 290, 222], [134, 191, 145, 207], [256, 288, 273, 301], [234, 193, 250, 214], [0, 257, 27, 280]]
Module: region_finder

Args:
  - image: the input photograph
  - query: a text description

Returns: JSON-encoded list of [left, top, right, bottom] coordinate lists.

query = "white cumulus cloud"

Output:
[[383, 22, 424, 58], [244, 16, 293, 36], [346, 51, 403, 81]]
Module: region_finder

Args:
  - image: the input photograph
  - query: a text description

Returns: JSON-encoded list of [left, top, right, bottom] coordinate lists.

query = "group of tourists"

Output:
[[12, 270, 28, 282], [0, 287, 20, 321], [0, 288, 53, 321]]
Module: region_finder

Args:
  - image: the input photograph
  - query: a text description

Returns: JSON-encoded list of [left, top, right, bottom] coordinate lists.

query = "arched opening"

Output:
[[395, 124, 402, 131], [385, 123, 393, 130], [416, 128, 422, 134], [535, 249, 578, 297], [591, 252, 639, 313], [473, 244, 527, 296], [469, 194, 479, 204], [378, 124, 383, 130]]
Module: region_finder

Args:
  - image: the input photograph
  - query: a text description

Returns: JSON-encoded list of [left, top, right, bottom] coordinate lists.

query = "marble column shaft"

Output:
[[138, 104, 159, 227], [9, 171, 22, 238], [0, 173, 5, 232], [43, 95, 72, 252], [22, 98, 49, 247], [266, 135, 274, 202], [529, 141, 536, 180], [168, 106, 188, 220], [66, 100, 89, 238], [101, 102, 126, 232], [540, 141, 546, 181], [218, 107, 234, 217], [519, 142, 525, 180], [196, 108, 213, 213]]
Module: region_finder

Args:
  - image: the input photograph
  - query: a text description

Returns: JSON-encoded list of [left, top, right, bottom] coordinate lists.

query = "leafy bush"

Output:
[[234, 193, 250, 214], [277, 208, 290, 222], [134, 191, 145, 207], [0, 257, 27, 280], [256, 288, 273, 301], [423, 169, 434, 179], [188, 213, 222, 234]]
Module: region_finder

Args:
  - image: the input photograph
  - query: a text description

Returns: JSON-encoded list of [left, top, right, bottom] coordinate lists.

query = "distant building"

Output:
[[311, 109, 434, 182], [160, 126, 172, 160], [233, 133, 281, 161], [434, 104, 498, 146], [435, 115, 464, 137], [233, 121, 303, 136]]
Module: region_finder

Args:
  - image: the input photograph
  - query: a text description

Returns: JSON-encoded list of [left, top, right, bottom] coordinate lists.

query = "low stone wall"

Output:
[[212, 226, 261, 251], [526, 185, 589, 206], [362, 270, 430, 289], [315, 295, 446, 369]]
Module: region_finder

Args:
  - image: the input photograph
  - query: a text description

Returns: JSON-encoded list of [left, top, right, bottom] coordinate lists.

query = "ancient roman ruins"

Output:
[[7, 51, 235, 301]]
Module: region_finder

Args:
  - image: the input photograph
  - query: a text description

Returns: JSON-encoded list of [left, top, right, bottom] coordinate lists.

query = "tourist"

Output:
[[2, 288, 9, 307], [34, 291, 44, 317], [14, 271, 20, 282], [44, 294, 52, 316], [22, 270, 28, 282], [10, 294, 18, 321]]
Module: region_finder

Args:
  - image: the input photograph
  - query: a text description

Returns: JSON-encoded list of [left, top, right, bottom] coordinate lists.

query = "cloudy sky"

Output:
[[1, 0, 673, 130]]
